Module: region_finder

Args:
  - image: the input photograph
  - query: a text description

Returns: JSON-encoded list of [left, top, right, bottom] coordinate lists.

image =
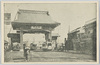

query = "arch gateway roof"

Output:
[[12, 9, 60, 30]]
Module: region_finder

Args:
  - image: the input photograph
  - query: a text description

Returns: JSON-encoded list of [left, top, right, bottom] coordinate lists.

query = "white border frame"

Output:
[[1, 1, 99, 64]]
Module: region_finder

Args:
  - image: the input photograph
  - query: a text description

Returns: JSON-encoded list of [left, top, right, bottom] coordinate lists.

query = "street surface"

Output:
[[4, 51, 95, 62]]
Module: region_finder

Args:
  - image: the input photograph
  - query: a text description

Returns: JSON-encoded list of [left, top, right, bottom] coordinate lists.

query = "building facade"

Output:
[[66, 18, 96, 57]]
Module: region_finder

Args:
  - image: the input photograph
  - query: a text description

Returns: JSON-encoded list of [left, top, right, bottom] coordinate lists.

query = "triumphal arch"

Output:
[[11, 9, 60, 50]]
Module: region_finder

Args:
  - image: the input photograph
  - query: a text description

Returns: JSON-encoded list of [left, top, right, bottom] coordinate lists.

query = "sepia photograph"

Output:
[[1, 1, 99, 64]]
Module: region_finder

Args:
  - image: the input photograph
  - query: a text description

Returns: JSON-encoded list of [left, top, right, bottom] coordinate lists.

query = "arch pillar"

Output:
[[48, 31, 52, 42], [20, 29, 23, 51], [45, 31, 52, 42]]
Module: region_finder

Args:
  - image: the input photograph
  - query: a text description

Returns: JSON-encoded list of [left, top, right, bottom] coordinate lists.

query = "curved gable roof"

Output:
[[13, 9, 60, 24]]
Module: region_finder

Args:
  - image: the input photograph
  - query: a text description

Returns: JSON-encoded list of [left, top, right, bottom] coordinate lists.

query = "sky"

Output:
[[4, 3, 97, 43]]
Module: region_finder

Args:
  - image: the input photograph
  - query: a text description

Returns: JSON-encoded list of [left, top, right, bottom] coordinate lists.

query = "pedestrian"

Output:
[[23, 43, 26, 57], [24, 41, 30, 62], [25, 47, 30, 61]]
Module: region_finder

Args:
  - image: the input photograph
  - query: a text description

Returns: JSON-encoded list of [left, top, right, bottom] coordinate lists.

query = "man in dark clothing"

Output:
[[65, 40, 69, 52], [23, 44, 26, 57], [23, 42, 30, 61]]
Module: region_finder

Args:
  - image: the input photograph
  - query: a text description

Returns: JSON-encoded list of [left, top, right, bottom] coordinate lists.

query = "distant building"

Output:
[[67, 27, 81, 50], [7, 33, 20, 50], [67, 18, 96, 56], [4, 13, 11, 25]]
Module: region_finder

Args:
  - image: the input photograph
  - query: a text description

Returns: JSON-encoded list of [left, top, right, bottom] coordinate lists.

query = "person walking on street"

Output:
[[24, 41, 30, 62]]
